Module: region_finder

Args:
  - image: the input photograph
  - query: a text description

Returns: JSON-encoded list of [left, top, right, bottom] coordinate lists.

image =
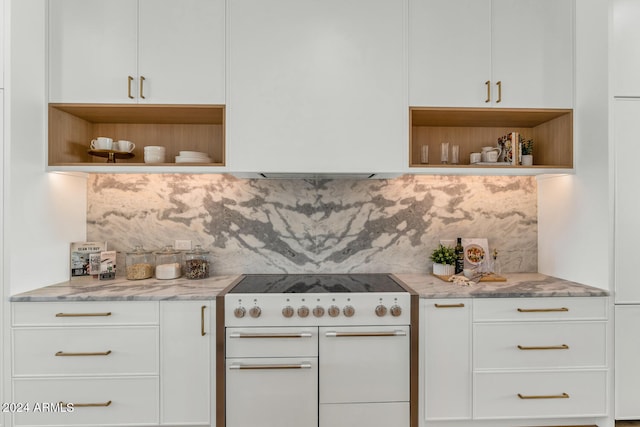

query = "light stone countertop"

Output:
[[9, 273, 607, 302], [9, 275, 241, 302], [395, 272, 609, 298]]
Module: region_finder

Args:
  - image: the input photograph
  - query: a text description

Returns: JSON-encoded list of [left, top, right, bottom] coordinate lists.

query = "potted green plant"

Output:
[[521, 139, 534, 166], [430, 244, 456, 276]]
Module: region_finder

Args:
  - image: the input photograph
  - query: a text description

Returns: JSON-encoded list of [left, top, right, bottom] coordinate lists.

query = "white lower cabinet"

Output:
[[615, 305, 640, 419], [11, 300, 216, 427], [160, 300, 214, 426], [422, 297, 609, 426], [11, 301, 161, 427], [422, 299, 472, 421]]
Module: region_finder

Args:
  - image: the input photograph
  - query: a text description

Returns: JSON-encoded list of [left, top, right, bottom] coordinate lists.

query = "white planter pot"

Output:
[[433, 263, 455, 276], [521, 154, 533, 166]]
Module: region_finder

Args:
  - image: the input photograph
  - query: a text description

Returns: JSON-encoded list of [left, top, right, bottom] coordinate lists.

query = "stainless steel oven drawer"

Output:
[[226, 327, 318, 358]]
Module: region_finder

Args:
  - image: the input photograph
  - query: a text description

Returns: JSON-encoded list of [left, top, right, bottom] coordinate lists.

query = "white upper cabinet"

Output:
[[227, 0, 407, 175], [410, 0, 574, 108], [49, 0, 225, 104], [49, 0, 137, 103], [613, 0, 640, 96]]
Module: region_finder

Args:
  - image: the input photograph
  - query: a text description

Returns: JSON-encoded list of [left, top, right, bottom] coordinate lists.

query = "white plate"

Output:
[[175, 156, 211, 163], [179, 151, 208, 158]]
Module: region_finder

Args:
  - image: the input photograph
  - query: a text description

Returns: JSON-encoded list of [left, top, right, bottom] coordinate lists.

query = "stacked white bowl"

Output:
[[144, 146, 166, 163], [175, 151, 211, 163]]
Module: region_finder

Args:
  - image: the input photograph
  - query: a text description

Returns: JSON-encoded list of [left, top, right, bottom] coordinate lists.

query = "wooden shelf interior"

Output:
[[48, 104, 225, 166], [410, 107, 573, 168]]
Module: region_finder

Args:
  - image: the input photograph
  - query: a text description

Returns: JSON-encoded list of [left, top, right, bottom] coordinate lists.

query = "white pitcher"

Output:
[[481, 146, 502, 163]]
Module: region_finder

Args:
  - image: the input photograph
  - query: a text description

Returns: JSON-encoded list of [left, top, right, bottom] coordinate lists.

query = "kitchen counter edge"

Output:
[[9, 273, 608, 302]]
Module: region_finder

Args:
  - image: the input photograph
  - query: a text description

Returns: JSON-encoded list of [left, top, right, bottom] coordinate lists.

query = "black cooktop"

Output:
[[228, 274, 407, 294]]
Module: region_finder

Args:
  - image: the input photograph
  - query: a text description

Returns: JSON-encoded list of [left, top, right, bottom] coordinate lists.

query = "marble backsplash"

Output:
[[86, 174, 537, 274]]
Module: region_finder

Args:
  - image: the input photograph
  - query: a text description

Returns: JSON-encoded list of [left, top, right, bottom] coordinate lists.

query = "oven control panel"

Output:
[[225, 293, 411, 327]]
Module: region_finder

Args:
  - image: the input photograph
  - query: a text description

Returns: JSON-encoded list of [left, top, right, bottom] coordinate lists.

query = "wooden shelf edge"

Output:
[[49, 103, 225, 125], [410, 106, 573, 128]]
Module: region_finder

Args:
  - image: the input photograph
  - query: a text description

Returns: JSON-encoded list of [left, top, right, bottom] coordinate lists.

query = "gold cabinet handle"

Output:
[[127, 76, 134, 99], [139, 76, 146, 99], [496, 81, 502, 103], [201, 305, 207, 336], [434, 303, 465, 308], [517, 344, 569, 351], [56, 312, 112, 317], [517, 307, 569, 313], [55, 350, 112, 357], [60, 400, 112, 407], [518, 392, 569, 400], [485, 80, 491, 103]]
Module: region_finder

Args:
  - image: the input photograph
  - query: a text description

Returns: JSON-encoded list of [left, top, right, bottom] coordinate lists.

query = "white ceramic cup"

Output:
[[144, 146, 166, 163], [115, 140, 135, 152], [486, 150, 499, 162], [90, 137, 113, 150], [470, 152, 481, 164]]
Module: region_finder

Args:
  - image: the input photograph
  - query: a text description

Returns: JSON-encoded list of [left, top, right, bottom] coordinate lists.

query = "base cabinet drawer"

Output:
[[13, 326, 159, 376], [474, 321, 607, 369], [473, 370, 607, 419], [12, 301, 159, 326], [12, 377, 159, 426]]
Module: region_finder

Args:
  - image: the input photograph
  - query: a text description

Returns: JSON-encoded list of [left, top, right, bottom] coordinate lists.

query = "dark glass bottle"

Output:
[[455, 238, 464, 274]]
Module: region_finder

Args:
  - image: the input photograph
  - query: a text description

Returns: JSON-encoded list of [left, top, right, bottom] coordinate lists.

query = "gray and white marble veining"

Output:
[[86, 174, 537, 274], [395, 273, 609, 298]]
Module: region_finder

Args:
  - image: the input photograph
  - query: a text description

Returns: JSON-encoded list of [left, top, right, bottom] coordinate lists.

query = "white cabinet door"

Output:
[[409, 0, 491, 107], [614, 99, 640, 303], [615, 305, 640, 419], [409, 0, 573, 108], [160, 301, 213, 425], [422, 299, 472, 420], [49, 0, 137, 103], [492, 0, 573, 108], [613, 0, 640, 96], [50, 0, 225, 104], [227, 0, 407, 174], [138, 0, 225, 104]]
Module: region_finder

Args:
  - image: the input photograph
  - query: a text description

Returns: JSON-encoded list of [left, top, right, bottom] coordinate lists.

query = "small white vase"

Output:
[[433, 263, 455, 276], [521, 154, 533, 166]]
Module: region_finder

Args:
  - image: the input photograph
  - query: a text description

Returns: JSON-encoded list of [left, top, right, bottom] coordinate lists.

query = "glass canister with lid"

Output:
[[125, 245, 154, 280], [184, 245, 211, 279], [154, 245, 182, 280]]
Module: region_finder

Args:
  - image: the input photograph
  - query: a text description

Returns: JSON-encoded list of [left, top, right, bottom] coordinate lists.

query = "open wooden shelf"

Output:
[[48, 104, 225, 167], [410, 107, 573, 169]]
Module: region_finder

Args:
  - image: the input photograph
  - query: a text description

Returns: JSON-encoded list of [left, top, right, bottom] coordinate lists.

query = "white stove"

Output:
[[219, 274, 417, 427]]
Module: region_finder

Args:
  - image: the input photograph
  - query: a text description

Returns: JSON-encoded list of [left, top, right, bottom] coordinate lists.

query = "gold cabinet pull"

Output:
[[139, 76, 146, 99], [434, 303, 465, 308], [518, 392, 569, 400], [517, 307, 569, 313], [485, 80, 491, 103], [127, 76, 134, 99], [517, 344, 569, 351], [201, 305, 207, 336], [56, 312, 112, 317], [496, 81, 502, 103], [55, 350, 112, 357], [60, 400, 112, 407]]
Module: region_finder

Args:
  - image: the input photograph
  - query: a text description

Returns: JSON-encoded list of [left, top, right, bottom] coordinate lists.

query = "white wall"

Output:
[[6, 0, 86, 295], [537, 0, 610, 290]]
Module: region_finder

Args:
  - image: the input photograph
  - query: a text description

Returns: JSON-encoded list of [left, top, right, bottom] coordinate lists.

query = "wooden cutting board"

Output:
[[433, 273, 507, 282]]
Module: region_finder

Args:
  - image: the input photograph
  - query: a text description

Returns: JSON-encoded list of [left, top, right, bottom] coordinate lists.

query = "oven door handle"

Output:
[[228, 332, 313, 339], [229, 362, 313, 370], [324, 330, 407, 338]]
